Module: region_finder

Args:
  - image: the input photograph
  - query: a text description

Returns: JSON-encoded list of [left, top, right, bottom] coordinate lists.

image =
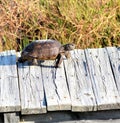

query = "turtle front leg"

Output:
[[55, 54, 63, 68], [31, 58, 38, 65], [65, 51, 71, 59]]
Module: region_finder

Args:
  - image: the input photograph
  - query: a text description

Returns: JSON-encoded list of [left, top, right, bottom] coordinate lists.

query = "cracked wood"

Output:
[[0, 50, 20, 112], [17, 53, 46, 114], [41, 60, 71, 111], [64, 49, 96, 112], [106, 47, 120, 95], [1, 48, 120, 114], [85, 48, 120, 110]]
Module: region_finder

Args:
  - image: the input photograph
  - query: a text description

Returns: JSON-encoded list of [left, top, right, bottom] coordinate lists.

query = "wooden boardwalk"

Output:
[[0, 47, 120, 116]]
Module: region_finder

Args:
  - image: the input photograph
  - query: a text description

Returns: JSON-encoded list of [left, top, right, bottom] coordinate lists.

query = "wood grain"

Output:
[[41, 60, 71, 111], [64, 50, 96, 112], [85, 48, 120, 110], [106, 47, 120, 93], [17, 53, 46, 114], [4, 113, 20, 123], [1, 48, 120, 115], [0, 50, 20, 112]]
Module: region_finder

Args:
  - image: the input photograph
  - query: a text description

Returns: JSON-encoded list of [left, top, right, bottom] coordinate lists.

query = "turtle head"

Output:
[[63, 43, 75, 51]]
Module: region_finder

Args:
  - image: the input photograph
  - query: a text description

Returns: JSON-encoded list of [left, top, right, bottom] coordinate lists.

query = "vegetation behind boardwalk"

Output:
[[0, 0, 120, 51]]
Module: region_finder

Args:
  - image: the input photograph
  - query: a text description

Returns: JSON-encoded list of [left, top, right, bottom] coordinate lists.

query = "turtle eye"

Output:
[[70, 44, 75, 49], [71, 43, 74, 46]]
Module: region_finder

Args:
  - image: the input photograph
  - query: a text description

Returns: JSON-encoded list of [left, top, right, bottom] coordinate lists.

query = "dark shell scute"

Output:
[[21, 39, 62, 60]]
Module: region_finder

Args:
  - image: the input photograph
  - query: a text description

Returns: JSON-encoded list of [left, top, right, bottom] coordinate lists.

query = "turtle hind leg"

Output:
[[55, 54, 63, 68], [18, 57, 26, 63]]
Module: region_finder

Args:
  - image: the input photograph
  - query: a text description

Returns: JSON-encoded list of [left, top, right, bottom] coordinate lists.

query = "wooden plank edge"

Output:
[[97, 103, 120, 111], [72, 105, 97, 112], [47, 104, 71, 111], [0, 106, 20, 113], [21, 107, 47, 115]]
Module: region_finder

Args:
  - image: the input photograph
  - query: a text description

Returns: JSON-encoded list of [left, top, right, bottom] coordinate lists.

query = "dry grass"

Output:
[[0, 0, 120, 51]]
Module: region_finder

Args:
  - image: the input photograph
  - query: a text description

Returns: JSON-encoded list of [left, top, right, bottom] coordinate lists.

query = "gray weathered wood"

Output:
[[106, 47, 120, 94], [64, 50, 96, 112], [17, 53, 46, 114], [4, 113, 19, 123], [1, 48, 120, 115], [41, 60, 71, 111], [85, 48, 120, 110], [0, 50, 20, 112]]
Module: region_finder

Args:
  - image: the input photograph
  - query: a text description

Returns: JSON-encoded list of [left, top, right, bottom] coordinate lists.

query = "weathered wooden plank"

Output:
[[85, 48, 120, 110], [4, 113, 20, 123], [0, 50, 20, 112], [41, 60, 71, 111], [106, 47, 120, 94], [64, 49, 96, 112], [17, 53, 46, 114]]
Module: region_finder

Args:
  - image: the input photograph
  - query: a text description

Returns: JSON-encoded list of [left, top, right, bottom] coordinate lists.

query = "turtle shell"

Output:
[[21, 39, 62, 60]]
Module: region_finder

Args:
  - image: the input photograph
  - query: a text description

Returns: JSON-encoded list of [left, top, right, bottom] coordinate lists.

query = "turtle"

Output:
[[18, 39, 75, 67]]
